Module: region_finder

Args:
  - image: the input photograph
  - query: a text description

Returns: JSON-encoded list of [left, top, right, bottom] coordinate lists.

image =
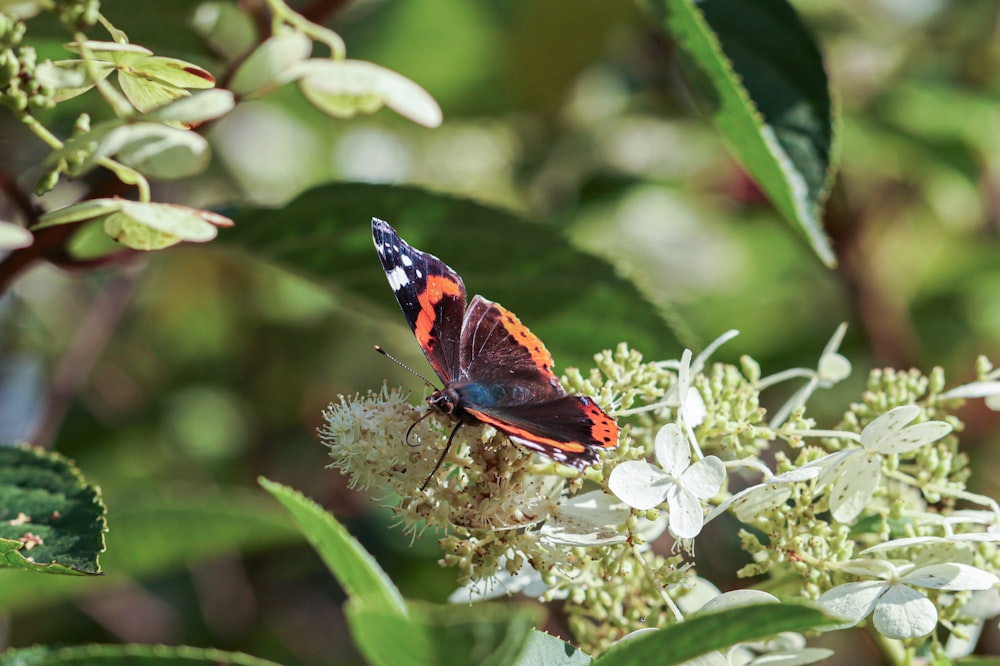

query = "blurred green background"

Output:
[[1, 0, 999, 663]]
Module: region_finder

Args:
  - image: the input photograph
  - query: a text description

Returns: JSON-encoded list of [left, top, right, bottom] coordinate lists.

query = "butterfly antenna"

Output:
[[373, 345, 438, 390], [420, 421, 463, 491]]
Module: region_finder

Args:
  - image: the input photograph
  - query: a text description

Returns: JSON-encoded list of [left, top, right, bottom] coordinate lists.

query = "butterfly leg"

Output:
[[420, 420, 463, 491]]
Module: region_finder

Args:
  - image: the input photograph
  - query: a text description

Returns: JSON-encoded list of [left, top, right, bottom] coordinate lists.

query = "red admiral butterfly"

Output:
[[372, 218, 619, 483]]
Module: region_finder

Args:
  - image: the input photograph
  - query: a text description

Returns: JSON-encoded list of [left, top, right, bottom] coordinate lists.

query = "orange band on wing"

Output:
[[415, 275, 463, 350], [497, 308, 555, 374], [582, 400, 620, 449], [466, 409, 588, 454]]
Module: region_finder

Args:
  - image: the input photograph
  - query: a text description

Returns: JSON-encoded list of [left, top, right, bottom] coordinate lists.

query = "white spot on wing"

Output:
[[386, 266, 410, 291], [401, 254, 413, 267]]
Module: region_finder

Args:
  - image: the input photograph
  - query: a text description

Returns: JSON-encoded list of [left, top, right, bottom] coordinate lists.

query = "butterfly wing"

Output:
[[458, 295, 619, 468], [467, 396, 620, 469], [372, 218, 466, 384]]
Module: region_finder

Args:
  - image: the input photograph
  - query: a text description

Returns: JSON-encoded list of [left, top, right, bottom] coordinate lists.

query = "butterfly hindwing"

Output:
[[372, 218, 466, 384], [466, 395, 620, 470]]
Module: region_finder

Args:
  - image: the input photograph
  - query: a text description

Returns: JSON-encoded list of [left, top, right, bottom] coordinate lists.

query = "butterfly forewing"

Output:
[[372, 218, 466, 383], [458, 296, 563, 399]]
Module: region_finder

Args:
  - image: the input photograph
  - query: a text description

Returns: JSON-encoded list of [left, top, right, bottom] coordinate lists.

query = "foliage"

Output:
[[0, 0, 999, 665]]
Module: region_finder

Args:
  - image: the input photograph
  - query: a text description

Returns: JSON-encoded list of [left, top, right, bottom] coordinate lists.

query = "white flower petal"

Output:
[[828, 452, 882, 523], [877, 420, 952, 454], [732, 485, 793, 523], [539, 490, 629, 546], [942, 381, 1000, 400], [448, 560, 543, 602], [692, 329, 740, 374], [812, 450, 855, 490], [665, 484, 706, 539], [986, 393, 1000, 411], [818, 580, 887, 626], [817, 353, 851, 384], [900, 563, 999, 591], [840, 558, 899, 579], [655, 423, 691, 475], [681, 456, 726, 500], [859, 405, 920, 451], [609, 461, 671, 510], [872, 584, 937, 639], [682, 387, 707, 427]]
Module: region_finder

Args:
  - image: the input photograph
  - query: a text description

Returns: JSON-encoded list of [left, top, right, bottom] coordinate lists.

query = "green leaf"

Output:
[[101, 123, 212, 179], [641, 0, 837, 267], [144, 89, 236, 124], [230, 32, 312, 97], [0, 644, 282, 666], [34, 198, 123, 230], [104, 201, 229, 250], [593, 602, 839, 665], [291, 59, 443, 127], [0, 484, 302, 613], [514, 630, 592, 666], [220, 183, 677, 368], [0, 446, 106, 575], [118, 72, 191, 114], [346, 598, 544, 666], [258, 477, 407, 616]]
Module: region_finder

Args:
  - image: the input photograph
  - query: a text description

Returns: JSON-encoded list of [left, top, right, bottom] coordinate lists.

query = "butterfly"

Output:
[[372, 218, 619, 486]]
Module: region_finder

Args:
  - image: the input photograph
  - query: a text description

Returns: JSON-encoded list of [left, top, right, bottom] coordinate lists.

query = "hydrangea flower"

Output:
[[818, 558, 998, 639], [705, 466, 819, 525], [762, 323, 851, 428], [609, 423, 725, 538], [814, 405, 952, 523]]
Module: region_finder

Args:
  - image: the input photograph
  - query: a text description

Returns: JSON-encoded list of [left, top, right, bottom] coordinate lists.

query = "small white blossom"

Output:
[[767, 323, 851, 428], [609, 424, 725, 539], [537, 490, 631, 547], [818, 558, 999, 639], [448, 557, 554, 603], [814, 405, 953, 523], [706, 466, 819, 525], [942, 379, 1000, 411]]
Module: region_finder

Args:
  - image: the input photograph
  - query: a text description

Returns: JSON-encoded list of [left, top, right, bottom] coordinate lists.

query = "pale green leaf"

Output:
[[33, 198, 123, 230], [144, 89, 235, 123], [100, 123, 212, 179], [230, 32, 312, 97], [292, 59, 443, 127]]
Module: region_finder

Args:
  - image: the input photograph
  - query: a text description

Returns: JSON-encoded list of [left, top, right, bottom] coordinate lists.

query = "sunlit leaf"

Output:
[[0, 446, 106, 576], [100, 123, 212, 178], [34, 60, 113, 102], [103, 201, 230, 250], [641, 0, 837, 267], [33, 198, 124, 229], [144, 89, 235, 123], [118, 72, 191, 114], [514, 630, 592, 665], [290, 59, 442, 127], [230, 32, 312, 97]]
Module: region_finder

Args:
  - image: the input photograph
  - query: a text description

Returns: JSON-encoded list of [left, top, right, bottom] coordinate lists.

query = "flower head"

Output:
[[815, 405, 952, 523], [818, 558, 998, 639], [609, 423, 725, 538]]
